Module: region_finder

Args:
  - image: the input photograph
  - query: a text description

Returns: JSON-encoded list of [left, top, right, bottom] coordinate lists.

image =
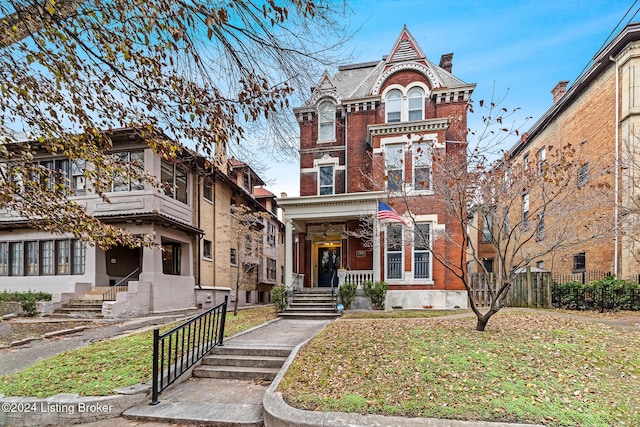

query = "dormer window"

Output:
[[384, 85, 427, 123], [386, 90, 402, 123], [408, 87, 425, 121], [318, 101, 335, 141]]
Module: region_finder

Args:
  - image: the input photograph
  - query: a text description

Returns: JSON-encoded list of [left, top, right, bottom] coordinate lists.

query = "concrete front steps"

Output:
[[53, 286, 128, 318], [193, 345, 292, 381], [53, 299, 104, 317], [124, 345, 294, 426], [279, 288, 341, 320]]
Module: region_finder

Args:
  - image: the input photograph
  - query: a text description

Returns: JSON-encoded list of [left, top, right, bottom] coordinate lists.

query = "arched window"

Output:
[[318, 101, 335, 141], [407, 87, 425, 121], [385, 90, 402, 123]]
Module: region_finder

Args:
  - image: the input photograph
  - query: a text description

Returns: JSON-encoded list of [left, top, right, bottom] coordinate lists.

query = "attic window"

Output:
[[408, 87, 424, 121], [386, 90, 402, 123], [318, 101, 335, 141]]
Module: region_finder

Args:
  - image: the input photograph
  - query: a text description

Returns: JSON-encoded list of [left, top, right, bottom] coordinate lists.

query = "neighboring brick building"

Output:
[[505, 22, 640, 280], [279, 26, 475, 308]]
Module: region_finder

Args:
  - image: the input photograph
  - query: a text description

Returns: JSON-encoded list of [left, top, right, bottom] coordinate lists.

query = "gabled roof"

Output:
[[297, 26, 472, 109], [386, 25, 427, 65]]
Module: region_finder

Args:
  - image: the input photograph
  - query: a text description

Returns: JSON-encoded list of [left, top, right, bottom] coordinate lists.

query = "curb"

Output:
[[263, 338, 544, 427], [1, 325, 89, 348], [0, 386, 149, 427]]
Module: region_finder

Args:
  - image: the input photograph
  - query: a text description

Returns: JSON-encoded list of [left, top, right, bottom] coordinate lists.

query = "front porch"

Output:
[[278, 192, 385, 290]]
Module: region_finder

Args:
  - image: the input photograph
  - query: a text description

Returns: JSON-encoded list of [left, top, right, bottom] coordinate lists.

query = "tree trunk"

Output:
[[475, 316, 489, 331]]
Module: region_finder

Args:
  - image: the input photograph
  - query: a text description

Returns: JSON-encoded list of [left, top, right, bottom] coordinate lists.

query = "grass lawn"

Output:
[[0, 306, 277, 398], [278, 310, 640, 427]]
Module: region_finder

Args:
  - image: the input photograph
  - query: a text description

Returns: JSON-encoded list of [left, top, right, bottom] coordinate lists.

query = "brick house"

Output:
[[504, 22, 640, 280], [278, 26, 475, 309]]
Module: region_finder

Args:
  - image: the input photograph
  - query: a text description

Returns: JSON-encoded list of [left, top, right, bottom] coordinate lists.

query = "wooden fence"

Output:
[[469, 269, 552, 308]]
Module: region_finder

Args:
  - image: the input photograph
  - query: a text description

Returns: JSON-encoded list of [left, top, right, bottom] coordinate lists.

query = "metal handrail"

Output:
[[103, 268, 139, 301], [151, 296, 228, 405], [330, 269, 338, 311], [114, 267, 139, 287]]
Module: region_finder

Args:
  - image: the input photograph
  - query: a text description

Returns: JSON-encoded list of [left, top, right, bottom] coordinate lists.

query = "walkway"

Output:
[[79, 317, 331, 427]]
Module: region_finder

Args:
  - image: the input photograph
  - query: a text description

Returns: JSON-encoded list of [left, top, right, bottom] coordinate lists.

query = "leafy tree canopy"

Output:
[[0, 0, 350, 247]]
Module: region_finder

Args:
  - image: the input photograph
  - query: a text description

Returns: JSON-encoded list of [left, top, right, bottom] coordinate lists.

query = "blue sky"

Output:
[[265, 0, 639, 197]]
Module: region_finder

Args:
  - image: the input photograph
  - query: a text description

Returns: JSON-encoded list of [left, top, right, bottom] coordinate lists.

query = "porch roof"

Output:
[[278, 191, 385, 232]]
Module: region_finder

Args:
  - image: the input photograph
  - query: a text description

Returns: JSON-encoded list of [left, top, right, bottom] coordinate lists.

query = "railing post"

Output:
[[218, 296, 228, 346], [151, 328, 160, 405]]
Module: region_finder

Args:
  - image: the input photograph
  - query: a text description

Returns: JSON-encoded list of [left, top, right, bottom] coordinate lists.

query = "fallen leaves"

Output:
[[279, 311, 640, 427]]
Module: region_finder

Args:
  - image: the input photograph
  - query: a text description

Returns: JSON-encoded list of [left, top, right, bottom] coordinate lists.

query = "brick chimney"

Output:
[[551, 80, 569, 103], [439, 53, 453, 73]]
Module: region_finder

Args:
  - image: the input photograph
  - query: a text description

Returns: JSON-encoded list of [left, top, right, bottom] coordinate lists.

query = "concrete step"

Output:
[[278, 312, 341, 320], [192, 365, 281, 381], [202, 354, 287, 368], [285, 307, 336, 313], [210, 345, 292, 358], [289, 302, 335, 308], [68, 300, 105, 306], [124, 378, 266, 427]]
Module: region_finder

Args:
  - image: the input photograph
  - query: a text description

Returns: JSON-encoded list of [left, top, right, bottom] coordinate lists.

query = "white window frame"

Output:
[[412, 142, 432, 192], [203, 239, 212, 260], [407, 87, 425, 121], [385, 224, 403, 281], [385, 143, 404, 192], [522, 193, 530, 229], [385, 89, 402, 123], [537, 147, 546, 175], [413, 223, 431, 280], [318, 164, 335, 195], [318, 100, 336, 142]]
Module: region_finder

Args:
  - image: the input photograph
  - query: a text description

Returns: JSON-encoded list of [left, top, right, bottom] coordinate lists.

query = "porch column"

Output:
[[285, 219, 294, 288], [373, 216, 381, 281]]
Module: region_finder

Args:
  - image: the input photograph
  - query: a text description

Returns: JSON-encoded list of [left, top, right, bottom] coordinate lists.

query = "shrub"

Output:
[[270, 286, 288, 312], [0, 291, 52, 316], [552, 277, 640, 311], [362, 280, 387, 310], [338, 282, 357, 309]]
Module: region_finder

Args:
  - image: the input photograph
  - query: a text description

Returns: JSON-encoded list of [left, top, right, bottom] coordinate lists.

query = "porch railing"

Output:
[[344, 270, 374, 287], [151, 296, 228, 405], [103, 267, 139, 301]]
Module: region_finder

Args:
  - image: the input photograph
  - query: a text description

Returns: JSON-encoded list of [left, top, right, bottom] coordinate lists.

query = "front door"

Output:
[[318, 247, 340, 287]]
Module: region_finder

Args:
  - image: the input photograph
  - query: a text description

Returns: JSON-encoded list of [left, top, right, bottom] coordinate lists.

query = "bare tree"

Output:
[[0, 0, 351, 247], [218, 204, 270, 316], [351, 96, 614, 331]]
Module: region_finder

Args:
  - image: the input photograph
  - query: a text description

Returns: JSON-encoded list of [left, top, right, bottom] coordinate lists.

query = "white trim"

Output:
[[380, 83, 431, 123], [384, 223, 404, 282]]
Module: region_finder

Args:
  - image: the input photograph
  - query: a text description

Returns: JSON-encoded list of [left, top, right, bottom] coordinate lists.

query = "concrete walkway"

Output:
[[81, 318, 331, 427]]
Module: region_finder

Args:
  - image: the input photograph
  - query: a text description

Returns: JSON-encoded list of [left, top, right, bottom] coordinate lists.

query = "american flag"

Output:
[[377, 201, 409, 226]]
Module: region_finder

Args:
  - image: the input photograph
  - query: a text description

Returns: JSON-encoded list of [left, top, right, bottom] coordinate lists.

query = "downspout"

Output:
[[344, 105, 348, 194], [344, 104, 348, 270], [213, 171, 217, 291], [197, 173, 202, 288], [610, 55, 620, 277]]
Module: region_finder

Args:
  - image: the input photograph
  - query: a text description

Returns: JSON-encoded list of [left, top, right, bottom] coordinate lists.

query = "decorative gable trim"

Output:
[[387, 25, 427, 64], [371, 63, 442, 95], [310, 70, 341, 105]]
